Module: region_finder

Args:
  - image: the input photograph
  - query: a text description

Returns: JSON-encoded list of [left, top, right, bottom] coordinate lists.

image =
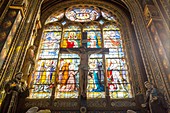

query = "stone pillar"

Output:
[[144, 4, 170, 107], [0, 0, 28, 105], [0, 0, 43, 110]]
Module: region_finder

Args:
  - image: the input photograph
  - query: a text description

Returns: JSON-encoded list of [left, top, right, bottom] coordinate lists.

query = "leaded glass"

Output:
[[45, 11, 64, 24], [41, 32, 61, 49], [65, 5, 100, 22], [103, 23, 132, 98], [64, 25, 81, 31], [83, 24, 100, 31], [61, 31, 81, 48], [29, 30, 61, 98], [83, 24, 102, 48], [103, 31, 121, 48], [99, 19, 105, 25], [61, 25, 82, 48], [86, 31, 102, 48], [44, 23, 62, 31], [55, 54, 80, 98], [101, 9, 116, 21], [103, 24, 120, 30], [87, 54, 105, 98], [29, 6, 133, 99]]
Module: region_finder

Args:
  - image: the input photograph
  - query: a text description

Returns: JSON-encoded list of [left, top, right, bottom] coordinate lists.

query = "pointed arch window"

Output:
[[29, 5, 132, 99]]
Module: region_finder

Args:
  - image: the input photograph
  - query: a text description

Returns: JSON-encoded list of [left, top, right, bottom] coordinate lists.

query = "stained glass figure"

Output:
[[65, 5, 100, 22], [29, 6, 133, 99], [29, 30, 61, 98], [83, 23, 102, 48], [104, 23, 132, 98], [86, 31, 102, 48], [61, 25, 81, 48], [55, 54, 80, 98]]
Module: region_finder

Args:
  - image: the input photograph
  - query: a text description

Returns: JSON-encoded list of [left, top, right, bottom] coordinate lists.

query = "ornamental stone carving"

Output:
[[111, 101, 136, 107], [144, 5, 161, 24], [25, 101, 50, 108], [12, 0, 28, 6], [54, 100, 78, 107], [87, 100, 106, 107], [11, 0, 28, 13]]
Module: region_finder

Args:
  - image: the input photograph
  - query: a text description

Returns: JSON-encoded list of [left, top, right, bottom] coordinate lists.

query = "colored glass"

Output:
[[65, 5, 100, 22], [29, 31, 61, 98], [101, 9, 116, 21], [45, 11, 64, 24], [29, 6, 132, 99], [55, 54, 80, 98]]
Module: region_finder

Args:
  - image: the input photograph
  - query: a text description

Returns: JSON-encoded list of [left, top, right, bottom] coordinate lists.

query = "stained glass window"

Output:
[[29, 6, 132, 99], [87, 54, 105, 98], [29, 25, 62, 98], [55, 54, 80, 98], [61, 24, 81, 48], [65, 5, 100, 22], [103, 23, 132, 98], [83, 23, 102, 48]]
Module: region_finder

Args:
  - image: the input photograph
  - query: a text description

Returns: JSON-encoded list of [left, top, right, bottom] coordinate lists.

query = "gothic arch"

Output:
[[35, 0, 147, 96]]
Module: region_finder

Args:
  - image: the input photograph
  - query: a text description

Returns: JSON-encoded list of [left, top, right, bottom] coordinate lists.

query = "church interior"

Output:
[[0, 0, 169, 113]]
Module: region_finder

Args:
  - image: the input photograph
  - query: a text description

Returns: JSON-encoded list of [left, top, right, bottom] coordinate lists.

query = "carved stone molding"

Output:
[[111, 100, 136, 107], [54, 100, 79, 108], [160, 0, 170, 18], [87, 99, 106, 107], [144, 5, 161, 26], [12, 0, 28, 6], [25, 100, 50, 108], [9, 0, 29, 17]]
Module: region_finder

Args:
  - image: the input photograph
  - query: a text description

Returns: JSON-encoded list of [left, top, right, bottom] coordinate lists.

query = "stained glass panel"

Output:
[[45, 11, 64, 24], [64, 25, 81, 31], [29, 31, 61, 98], [83, 24, 100, 31], [61, 31, 81, 48], [103, 24, 120, 30], [87, 54, 105, 98], [41, 32, 61, 49], [65, 5, 100, 22], [101, 9, 116, 21], [86, 31, 102, 48], [44, 24, 62, 31], [83, 24, 102, 48], [55, 54, 80, 98], [104, 23, 132, 98], [30, 7, 133, 99]]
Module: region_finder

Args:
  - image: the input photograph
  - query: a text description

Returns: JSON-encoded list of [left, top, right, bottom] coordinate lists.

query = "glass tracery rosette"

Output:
[[65, 5, 100, 22]]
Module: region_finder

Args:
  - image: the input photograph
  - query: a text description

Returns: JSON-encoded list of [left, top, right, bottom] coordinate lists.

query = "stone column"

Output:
[[144, 4, 170, 106], [0, 0, 28, 105], [0, 0, 43, 110]]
